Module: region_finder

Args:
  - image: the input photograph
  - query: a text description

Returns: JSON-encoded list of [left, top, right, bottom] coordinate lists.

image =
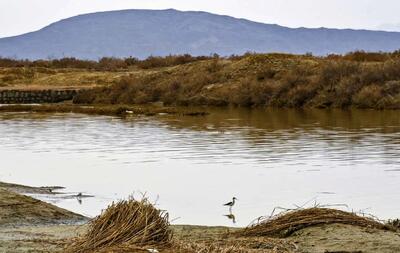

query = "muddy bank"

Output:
[[0, 104, 209, 117], [0, 181, 65, 195], [0, 184, 86, 227], [0, 182, 399, 253]]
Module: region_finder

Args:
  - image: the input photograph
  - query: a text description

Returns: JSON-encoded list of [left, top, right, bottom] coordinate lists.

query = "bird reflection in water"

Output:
[[76, 192, 83, 204], [224, 213, 236, 224]]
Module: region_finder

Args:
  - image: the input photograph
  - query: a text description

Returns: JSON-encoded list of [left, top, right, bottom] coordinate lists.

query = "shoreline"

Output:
[[1, 181, 399, 252], [0, 103, 210, 117]]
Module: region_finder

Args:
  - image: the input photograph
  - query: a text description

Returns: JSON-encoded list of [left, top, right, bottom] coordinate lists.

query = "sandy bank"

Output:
[[0, 182, 399, 253]]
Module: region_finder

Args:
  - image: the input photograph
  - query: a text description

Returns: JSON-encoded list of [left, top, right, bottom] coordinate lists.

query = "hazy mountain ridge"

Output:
[[1, 9, 400, 60]]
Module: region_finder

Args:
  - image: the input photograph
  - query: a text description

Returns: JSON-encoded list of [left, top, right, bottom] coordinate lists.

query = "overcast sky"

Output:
[[1, 0, 400, 38]]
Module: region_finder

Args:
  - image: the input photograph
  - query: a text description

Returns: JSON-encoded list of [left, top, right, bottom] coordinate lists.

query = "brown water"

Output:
[[0, 108, 399, 227]]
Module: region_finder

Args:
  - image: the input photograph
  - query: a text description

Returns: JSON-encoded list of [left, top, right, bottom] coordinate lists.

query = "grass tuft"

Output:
[[236, 208, 393, 238], [67, 197, 172, 253]]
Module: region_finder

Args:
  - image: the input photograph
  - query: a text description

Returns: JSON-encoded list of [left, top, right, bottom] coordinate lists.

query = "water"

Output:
[[0, 108, 399, 227]]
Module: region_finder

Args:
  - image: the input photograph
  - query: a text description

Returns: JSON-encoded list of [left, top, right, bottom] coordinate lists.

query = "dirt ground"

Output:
[[290, 223, 400, 253], [1, 182, 399, 253]]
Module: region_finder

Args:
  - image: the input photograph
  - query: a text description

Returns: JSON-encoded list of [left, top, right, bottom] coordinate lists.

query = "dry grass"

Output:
[[174, 237, 296, 253], [67, 197, 173, 253], [73, 53, 400, 109], [2, 52, 400, 109], [0, 67, 128, 89], [236, 208, 393, 238]]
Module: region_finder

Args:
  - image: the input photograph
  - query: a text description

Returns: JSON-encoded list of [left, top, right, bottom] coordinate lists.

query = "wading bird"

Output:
[[224, 197, 237, 209]]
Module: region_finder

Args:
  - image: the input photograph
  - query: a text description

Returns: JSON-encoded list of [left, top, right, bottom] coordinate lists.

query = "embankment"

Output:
[[1, 52, 400, 109]]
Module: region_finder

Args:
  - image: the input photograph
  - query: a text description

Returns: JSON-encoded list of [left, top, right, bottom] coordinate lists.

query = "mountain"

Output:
[[376, 23, 400, 32], [1, 9, 400, 60]]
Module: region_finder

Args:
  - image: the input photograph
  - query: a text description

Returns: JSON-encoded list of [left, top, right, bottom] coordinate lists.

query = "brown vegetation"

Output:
[[236, 208, 395, 238], [2, 51, 400, 109], [65, 200, 398, 253], [67, 197, 173, 253], [72, 51, 400, 109], [0, 54, 214, 71]]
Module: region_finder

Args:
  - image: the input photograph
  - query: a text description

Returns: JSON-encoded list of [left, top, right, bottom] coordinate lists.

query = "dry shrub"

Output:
[[319, 61, 360, 91], [236, 208, 391, 238], [229, 78, 274, 106], [328, 76, 362, 107], [285, 84, 317, 107], [97, 57, 128, 71], [343, 50, 389, 62], [67, 197, 173, 253], [352, 85, 383, 108], [384, 80, 400, 95], [137, 54, 211, 69], [382, 59, 400, 80]]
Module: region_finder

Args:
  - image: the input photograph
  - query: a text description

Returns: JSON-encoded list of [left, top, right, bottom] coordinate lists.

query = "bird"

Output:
[[224, 197, 237, 208]]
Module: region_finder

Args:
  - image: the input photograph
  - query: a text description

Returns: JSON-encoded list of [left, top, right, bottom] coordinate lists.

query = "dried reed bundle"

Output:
[[237, 208, 391, 238], [67, 197, 172, 252]]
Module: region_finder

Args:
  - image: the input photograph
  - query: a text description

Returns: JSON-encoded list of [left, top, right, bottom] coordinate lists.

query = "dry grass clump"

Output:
[[67, 197, 173, 253], [236, 208, 392, 238]]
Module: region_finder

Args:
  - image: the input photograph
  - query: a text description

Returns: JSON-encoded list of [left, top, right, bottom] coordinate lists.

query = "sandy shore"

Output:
[[1, 181, 399, 253]]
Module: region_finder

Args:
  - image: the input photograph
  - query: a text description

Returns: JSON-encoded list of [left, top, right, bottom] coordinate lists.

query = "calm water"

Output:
[[0, 108, 399, 227]]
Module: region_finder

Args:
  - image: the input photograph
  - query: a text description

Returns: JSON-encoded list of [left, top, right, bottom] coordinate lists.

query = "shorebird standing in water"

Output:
[[224, 197, 237, 211]]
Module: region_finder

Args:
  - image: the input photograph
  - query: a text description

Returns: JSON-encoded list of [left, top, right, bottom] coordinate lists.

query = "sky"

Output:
[[1, 0, 400, 38]]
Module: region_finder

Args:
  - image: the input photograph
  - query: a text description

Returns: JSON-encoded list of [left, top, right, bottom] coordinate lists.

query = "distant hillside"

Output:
[[1, 9, 400, 60]]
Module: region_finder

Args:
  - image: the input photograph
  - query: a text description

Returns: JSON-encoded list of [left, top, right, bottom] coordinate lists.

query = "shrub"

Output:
[[344, 50, 389, 62], [319, 61, 360, 91], [353, 85, 383, 108]]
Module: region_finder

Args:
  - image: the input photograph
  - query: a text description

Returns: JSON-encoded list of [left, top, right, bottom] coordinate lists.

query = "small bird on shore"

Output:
[[224, 197, 237, 208]]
